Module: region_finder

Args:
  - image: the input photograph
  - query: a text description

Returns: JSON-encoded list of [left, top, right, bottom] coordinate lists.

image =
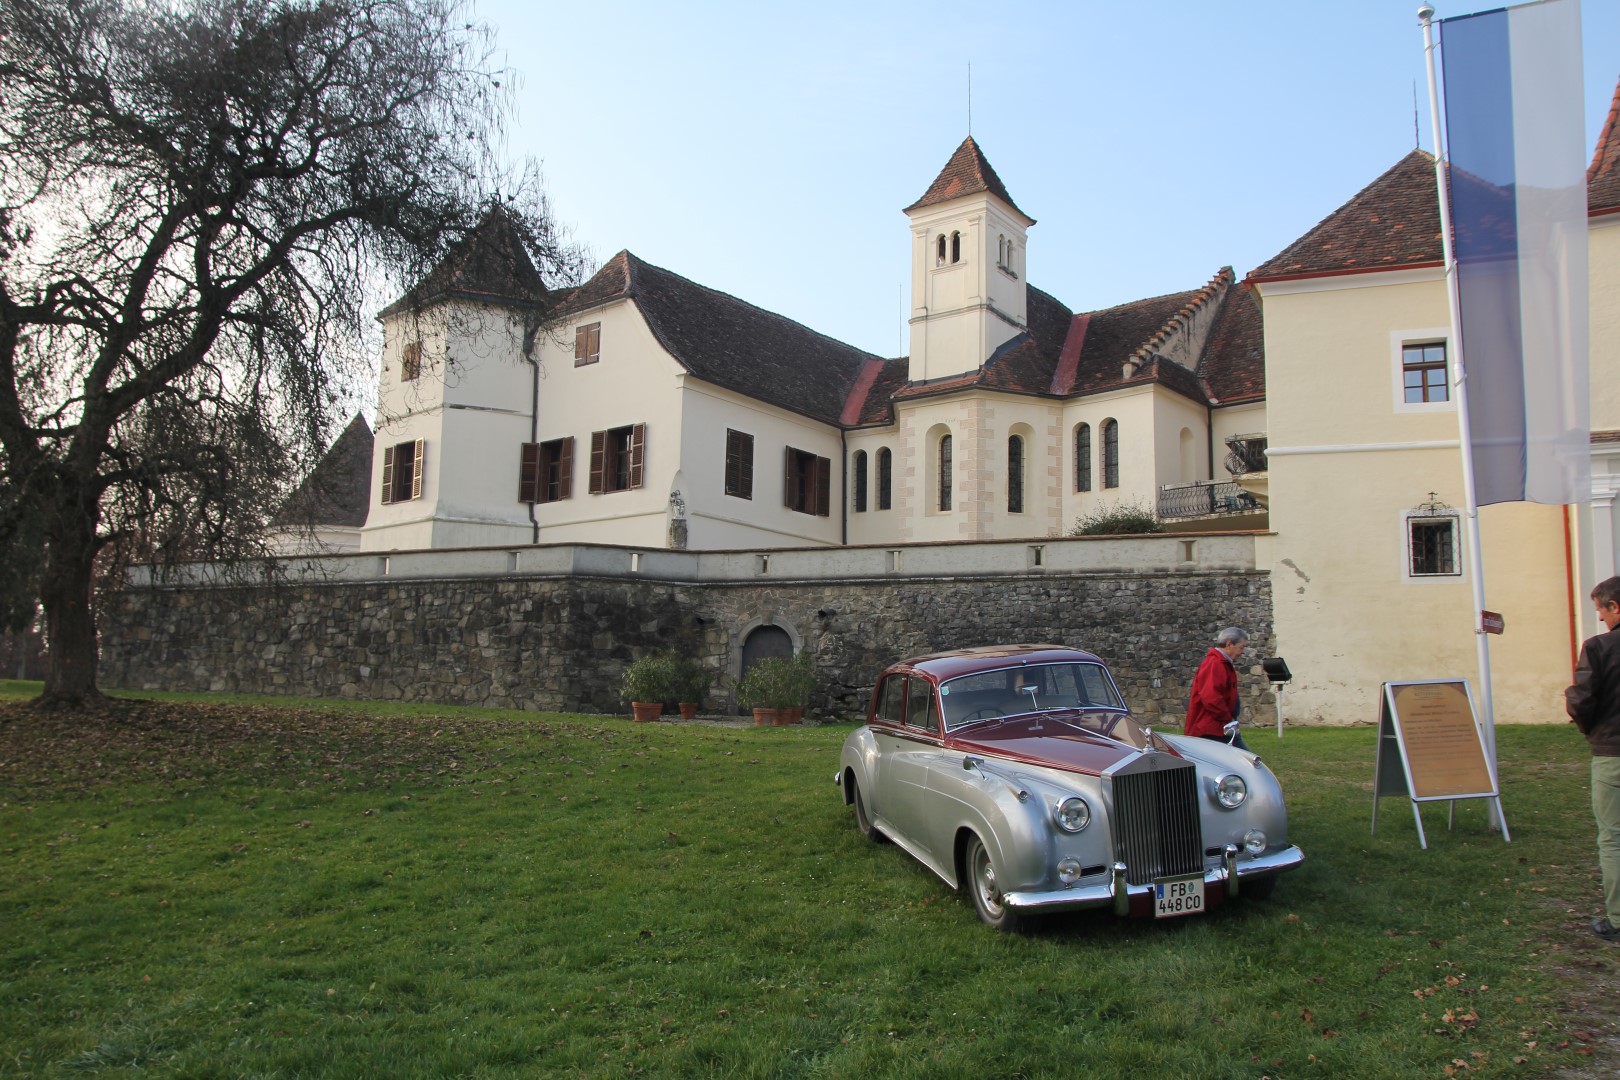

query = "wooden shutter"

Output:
[[575, 326, 587, 364], [725, 432, 740, 496], [628, 423, 645, 489], [814, 455, 831, 517], [588, 324, 601, 363], [381, 444, 396, 505], [519, 442, 540, 502], [589, 430, 606, 493], [410, 439, 424, 500], [557, 437, 574, 500], [783, 447, 796, 509]]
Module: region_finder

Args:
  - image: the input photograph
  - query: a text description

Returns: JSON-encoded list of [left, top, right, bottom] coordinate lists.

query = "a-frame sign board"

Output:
[[1371, 679, 1509, 849]]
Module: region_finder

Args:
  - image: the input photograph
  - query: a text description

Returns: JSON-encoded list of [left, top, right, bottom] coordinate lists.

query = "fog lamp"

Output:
[[1243, 829, 1267, 855], [1057, 857, 1083, 885]]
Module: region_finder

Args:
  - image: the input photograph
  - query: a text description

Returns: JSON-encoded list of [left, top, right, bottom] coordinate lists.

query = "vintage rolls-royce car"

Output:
[[836, 645, 1303, 929]]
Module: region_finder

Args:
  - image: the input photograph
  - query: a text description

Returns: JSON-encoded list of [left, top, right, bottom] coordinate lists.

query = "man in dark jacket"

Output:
[[1567, 576, 1620, 941]]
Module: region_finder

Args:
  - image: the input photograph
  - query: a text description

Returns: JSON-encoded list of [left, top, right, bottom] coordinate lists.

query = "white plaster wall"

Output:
[[1590, 215, 1620, 434], [845, 426, 902, 546], [1260, 272, 1572, 725], [1059, 386, 1162, 530], [906, 196, 1026, 383], [1152, 393, 1212, 485], [675, 381, 843, 549]]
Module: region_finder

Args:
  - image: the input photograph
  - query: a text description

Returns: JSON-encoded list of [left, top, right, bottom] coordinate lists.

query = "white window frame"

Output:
[[1399, 507, 1464, 584], [1390, 328, 1455, 415]]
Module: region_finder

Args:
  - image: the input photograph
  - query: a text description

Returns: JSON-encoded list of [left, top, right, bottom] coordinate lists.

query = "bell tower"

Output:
[[903, 137, 1035, 383]]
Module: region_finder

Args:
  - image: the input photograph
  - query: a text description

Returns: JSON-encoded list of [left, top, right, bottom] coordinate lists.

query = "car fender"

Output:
[[838, 726, 881, 812], [930, 757, 1060, 893], [1162, 733, 1291, 853]]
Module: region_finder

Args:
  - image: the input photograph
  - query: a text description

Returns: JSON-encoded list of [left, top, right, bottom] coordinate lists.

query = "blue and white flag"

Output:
[[1441, 0, 1589, 506]]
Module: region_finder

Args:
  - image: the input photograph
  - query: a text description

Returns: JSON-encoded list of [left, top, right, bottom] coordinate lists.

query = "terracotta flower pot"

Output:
[[631, 701, 663, 723], [678, 702, 698, 721], [752, 707, 777, 726], [777, 706, 802, 725]]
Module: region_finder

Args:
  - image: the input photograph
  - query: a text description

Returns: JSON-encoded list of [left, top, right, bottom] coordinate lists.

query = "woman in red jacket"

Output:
[[1186, 627, 1250, 751]]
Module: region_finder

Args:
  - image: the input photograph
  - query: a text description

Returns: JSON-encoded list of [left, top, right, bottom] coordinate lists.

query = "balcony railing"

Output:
[[1157, 480, 1263, 522]]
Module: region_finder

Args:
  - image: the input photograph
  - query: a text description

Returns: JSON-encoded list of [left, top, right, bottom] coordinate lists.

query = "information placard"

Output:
[[1371, 679, 1508, 849]]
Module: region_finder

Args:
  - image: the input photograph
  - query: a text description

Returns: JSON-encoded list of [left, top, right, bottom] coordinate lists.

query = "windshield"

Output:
[[938, 662, 1126, 731]]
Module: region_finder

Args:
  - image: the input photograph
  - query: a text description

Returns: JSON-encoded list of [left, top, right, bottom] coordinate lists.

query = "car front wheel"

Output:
[[965, 834, 1021, 931]]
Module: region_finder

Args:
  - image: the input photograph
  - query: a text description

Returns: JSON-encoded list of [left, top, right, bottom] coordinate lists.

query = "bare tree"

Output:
[[0, 0, 583, 707]]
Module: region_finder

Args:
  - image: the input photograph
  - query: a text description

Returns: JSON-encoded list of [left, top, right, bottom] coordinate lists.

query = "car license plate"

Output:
[[1154, 874, 1205, 918]]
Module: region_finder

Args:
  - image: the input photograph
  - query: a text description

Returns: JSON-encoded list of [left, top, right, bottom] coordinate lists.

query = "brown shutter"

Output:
[[557, 437, 574, 499], [575, 326, 587, 363], [411, 439, 425, 500], [725, 433, 740, 495], [519, 442, 540, 502], [589, 430, 606, 493], [588, 324, 601, 363], [783, 447, 795, 509], [628, 423, 645, 489], [815, 455, 831, 517], [381, 444, 395, 505], [740, 433, 752, 498]]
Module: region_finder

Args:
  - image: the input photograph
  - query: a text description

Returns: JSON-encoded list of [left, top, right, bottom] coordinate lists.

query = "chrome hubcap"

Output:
[[976, 850, 1004, 916]]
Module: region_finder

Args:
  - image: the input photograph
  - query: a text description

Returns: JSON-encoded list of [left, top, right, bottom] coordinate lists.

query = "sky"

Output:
[[473, 0, 1620, 361]]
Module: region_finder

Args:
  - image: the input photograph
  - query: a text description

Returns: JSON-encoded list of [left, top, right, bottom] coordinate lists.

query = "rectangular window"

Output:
[[725, 430, 754, 499], [400, 341, 422, 382], [588, 424, 645, 494], [520, 438, 574, 503], [380, 438, 425, 504], [784, 446, 831, 516], [1408, 516, 1460, 576], [574, 322, 602, 367], [1402, 342, 1448, 403]]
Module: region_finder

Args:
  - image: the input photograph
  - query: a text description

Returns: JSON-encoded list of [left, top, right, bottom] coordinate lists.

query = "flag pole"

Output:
[[1418, 3, 1504, 831]]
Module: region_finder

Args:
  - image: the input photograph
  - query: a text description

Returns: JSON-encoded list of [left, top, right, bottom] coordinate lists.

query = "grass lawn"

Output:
[[2, 680, 1617, 1078]]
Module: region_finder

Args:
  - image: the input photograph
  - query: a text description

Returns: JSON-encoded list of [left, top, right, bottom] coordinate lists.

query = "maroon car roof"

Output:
[[891, 645, 1107, 681]]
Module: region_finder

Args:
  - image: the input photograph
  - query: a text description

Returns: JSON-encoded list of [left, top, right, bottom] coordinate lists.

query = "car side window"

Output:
[[877, 676, 905, 726], [906, 677, 938, 734]]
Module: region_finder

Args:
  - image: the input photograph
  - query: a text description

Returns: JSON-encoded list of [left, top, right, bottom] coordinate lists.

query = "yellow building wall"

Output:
[[1261, 272, 1573, 725]]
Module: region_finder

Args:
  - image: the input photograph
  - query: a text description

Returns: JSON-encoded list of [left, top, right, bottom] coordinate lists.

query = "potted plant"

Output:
[[737, 658, 783, 726], [672, 655, 710, 721], [622, 653, 676, 722], [776, 651, 815, 724]]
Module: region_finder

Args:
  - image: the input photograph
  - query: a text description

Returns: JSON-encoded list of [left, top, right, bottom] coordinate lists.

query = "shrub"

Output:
[[621, 653, 677, 704], [1070, 499, 1164, 535], [671, 655, 711, 705]]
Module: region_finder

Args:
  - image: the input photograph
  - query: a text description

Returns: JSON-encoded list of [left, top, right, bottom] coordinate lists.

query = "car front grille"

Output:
[[1111, 759, 1203, 885]]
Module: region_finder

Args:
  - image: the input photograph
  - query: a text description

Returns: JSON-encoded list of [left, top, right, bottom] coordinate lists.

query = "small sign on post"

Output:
[[1480, 610, 1504, 635], [1372, 679, 1508, 849]]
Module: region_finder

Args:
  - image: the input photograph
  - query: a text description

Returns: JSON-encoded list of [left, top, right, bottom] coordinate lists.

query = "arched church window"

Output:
[[1102, 419, 1120, 489], [939, 434, 953, 511], [936, 235, 946, 266], [1008, 435, 1024, 514], [877, 448, 892, 510], [950, 231, 961, 264], [853, 450, 868, 513], [1074, 423, 1092, 492]]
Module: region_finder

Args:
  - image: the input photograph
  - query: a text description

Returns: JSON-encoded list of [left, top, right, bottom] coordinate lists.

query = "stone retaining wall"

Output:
[[102, 562, 1274, 723]]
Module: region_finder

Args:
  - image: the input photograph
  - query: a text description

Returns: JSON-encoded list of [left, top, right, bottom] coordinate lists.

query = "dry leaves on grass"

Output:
[[0, 699, 542, 797]]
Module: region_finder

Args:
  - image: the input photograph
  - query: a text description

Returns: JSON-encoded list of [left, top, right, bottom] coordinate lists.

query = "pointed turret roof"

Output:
[[379, 204, 546, 318], [904, 137, 1032, 222], [1589, 72, 1620, 215]]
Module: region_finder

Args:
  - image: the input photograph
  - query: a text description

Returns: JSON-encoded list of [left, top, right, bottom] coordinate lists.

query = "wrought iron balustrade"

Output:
[[1157, 480, 1262, 521], [1224, 434, 1268, 476]]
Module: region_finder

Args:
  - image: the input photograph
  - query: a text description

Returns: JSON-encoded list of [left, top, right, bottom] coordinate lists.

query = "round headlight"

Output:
[[1243, 828, 1267, 855], [1055, 796, 1091, 833], [1215, 773, 1248, 809], [1057, 857, 1083, 885]]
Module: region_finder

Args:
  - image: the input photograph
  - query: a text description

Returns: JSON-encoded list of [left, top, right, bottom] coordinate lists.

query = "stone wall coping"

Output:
[[132, 532, 1261, 588]]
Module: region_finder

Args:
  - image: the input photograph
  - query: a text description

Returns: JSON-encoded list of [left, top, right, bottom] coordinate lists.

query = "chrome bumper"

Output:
[[1000, 844, 1305, 914]]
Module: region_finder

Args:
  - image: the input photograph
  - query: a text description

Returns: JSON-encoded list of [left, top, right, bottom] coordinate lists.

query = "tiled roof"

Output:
[[904, 137, 1032, 221], [849, 358, 912, 427], [1199, 286, 1266, 404], [272, 413, 373, 528], [380, 205, 546, 318], [1249, 150, 1443, 281], [1590, 74, 1620, 215], [1063, 286, 1214, 398], [558, 251, 884, 427]]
